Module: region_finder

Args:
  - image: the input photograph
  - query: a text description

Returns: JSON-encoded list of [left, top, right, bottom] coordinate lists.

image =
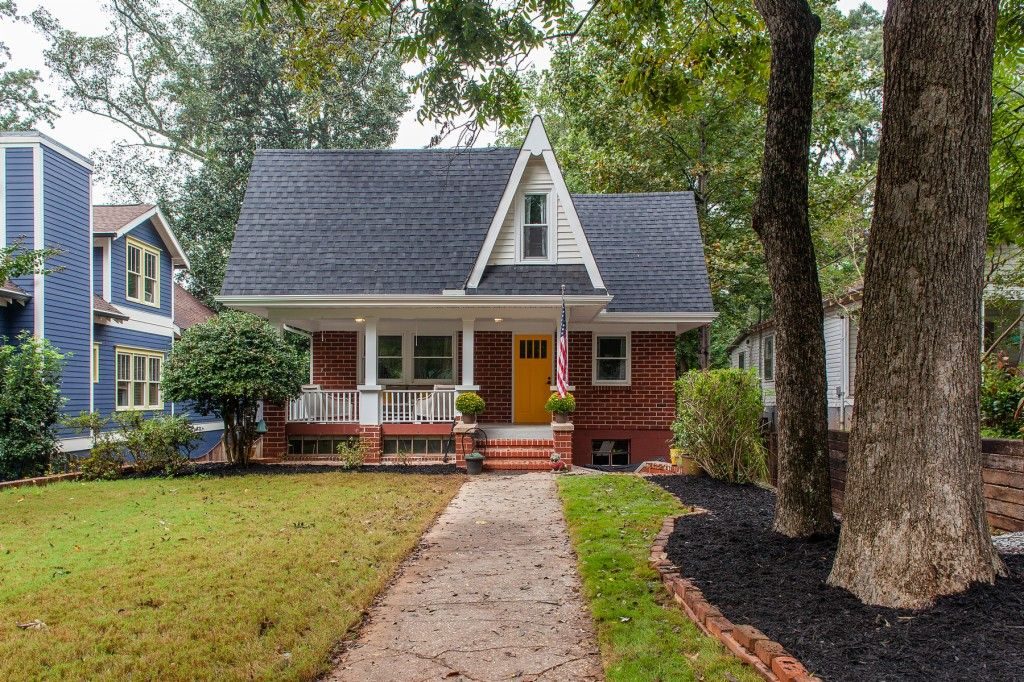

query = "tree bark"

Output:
[[828, 0, 1003, 608], [752, 0, 835, 537]]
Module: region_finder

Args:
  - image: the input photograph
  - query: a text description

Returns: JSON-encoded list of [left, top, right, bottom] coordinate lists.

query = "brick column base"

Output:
[[260, 402, 287, 460], [552, 422, 574, 469], [359, 425, 382, 463], [453, 422, 476, 465]]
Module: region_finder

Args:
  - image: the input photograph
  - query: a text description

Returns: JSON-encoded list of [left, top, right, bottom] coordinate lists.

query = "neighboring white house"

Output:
[[731, 276, 1024, 430], [728, 291, 860, 430]]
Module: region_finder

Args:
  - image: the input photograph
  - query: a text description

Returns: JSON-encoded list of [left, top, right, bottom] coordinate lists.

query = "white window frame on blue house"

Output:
[[115, 346, 164, 410], [126, 237, 160, 307]]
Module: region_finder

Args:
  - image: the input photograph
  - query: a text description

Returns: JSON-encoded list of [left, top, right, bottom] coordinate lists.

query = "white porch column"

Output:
[[460, 318, 479, 390], [359, 318, 382, 425]]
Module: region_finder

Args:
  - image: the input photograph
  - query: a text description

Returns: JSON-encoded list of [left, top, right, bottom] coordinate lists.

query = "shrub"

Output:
[[0, 333, 65, 481], [78, 440, 124, 481], [673, 369, 768, 483], [455, 391, 486, 415], [162, 311, 306, 464], [116, 412, 199, 475], [64, 412, 125, 481], [336, 438, 366, 469], [980, 356, 1024, 438], [544, 393, 576, 414]]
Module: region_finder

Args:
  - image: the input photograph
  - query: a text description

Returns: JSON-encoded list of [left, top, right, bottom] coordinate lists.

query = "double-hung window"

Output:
[[116, 348, 164, 410], [374, 333, 456, 384], [126, 238, 160, 306], [521, 193, 549, 260], [593, 335, 630, 385], [413, 335, 454, 382], [738, 351, 746, 370]]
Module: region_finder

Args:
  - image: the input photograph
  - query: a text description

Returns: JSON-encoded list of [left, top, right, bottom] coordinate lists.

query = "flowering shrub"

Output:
[[544, 393, 576, 414], [455, 391, 486, 415]]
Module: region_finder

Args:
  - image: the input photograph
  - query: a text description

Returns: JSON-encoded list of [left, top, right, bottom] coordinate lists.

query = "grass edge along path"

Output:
[[0, 471, 463, 681], [557, 474, 759, 682]]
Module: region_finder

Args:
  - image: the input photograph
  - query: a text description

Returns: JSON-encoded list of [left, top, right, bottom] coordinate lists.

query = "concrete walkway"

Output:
[[329, 472, 603, 681]]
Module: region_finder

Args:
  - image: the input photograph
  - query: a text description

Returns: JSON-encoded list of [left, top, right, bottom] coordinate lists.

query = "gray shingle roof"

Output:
[[222, 148, 519, 296], [575, 193, 714, 313], [222, 150, 713, 314], [473, 265, 602, 296]]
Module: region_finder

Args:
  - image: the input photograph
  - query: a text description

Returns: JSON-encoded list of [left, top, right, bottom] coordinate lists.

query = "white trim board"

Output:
[[109, 206, 190, 268], [0, 132, 94, 169], [32, 144, 44, 338], [466, 116, 606, 290]]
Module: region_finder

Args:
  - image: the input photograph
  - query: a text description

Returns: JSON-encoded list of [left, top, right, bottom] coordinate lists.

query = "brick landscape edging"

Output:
[[650, 515, 823, 682], [0, 471, 82, 491]]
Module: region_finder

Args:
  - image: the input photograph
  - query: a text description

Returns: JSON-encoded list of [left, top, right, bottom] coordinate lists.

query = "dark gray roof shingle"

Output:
[[222, 148, 519, 296], [472, 265, 602, 296], [222, 150, 713, 314], [575, 193, 714, 313]]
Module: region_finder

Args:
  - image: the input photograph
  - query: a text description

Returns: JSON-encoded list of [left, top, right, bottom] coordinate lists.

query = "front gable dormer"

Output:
[[467, 117, 605, 290]]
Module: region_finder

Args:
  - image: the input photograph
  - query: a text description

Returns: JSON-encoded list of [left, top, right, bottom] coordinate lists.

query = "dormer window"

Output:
[[521, 193, 549, 260], [126, 237, 160, 307]]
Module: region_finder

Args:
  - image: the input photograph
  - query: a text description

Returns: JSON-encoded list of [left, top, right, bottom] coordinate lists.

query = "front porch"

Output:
[[240, 299, 688, 468]]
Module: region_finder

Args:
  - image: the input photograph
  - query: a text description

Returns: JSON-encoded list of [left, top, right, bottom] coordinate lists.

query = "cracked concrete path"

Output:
[[328, 472, 603, 681]]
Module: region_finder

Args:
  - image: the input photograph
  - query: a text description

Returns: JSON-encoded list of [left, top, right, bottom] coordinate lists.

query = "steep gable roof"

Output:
[[92, 204, 190, 268], [576, 193, 714, 313], [222, 147, 519, 296]]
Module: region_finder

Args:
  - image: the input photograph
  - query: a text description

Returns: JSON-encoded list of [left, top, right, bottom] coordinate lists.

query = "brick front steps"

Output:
[[481, 436, 556, 472], [650, 515, 822, 682]]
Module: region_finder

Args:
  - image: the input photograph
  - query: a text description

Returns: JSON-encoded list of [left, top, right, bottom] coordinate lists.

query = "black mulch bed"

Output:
[[654, 475, 1024, 682], [123, 462, 464, 479]]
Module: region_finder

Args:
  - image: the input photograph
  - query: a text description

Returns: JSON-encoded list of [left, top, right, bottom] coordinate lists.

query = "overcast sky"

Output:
[[4, 0, 886, 201]]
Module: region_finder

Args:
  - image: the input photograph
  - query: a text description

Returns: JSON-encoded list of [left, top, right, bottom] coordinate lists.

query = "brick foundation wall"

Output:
[[475, 331, 512, 422], [312, 331, 358, 389], [359, 425, 382, 463]]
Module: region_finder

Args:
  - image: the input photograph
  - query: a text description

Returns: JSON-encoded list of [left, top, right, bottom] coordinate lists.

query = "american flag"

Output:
[[556, 290, 569, 397]]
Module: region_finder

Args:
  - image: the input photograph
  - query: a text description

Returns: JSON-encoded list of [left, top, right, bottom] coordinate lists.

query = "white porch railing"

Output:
[[381, 388, 458, 423], [287, 390, 359, 423]]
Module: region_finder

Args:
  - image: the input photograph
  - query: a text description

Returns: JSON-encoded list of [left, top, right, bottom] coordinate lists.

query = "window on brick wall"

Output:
[[593, 334, 630, 385], [372, 332, 456, 384], [592, 439, 629, 466]]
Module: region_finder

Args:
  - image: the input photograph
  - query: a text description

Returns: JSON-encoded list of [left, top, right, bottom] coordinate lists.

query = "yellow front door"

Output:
[[513, 335, 553, 424]]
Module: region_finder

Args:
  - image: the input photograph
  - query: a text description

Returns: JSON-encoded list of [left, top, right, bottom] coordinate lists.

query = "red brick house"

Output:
[[219, 117, 715, 469]]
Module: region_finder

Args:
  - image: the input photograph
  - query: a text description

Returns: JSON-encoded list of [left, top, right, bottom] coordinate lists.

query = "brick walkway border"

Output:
[[649, 515, 823, 682]]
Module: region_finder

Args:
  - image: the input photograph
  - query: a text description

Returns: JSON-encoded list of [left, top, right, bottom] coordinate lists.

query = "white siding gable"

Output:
[[488, 157, 582, 265]]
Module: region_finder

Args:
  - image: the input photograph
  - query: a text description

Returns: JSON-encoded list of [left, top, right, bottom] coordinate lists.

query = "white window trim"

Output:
[[125, 237, 161, 308], [514, 190, 556, 264], [374, 332, 458, 386], [92, 343, 100, 383], [592, 333, 631, 386], [115, 346, 165, 411]]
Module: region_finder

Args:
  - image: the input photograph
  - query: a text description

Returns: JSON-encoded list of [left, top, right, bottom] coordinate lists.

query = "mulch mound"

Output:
[[654, 475, 1024, 682]]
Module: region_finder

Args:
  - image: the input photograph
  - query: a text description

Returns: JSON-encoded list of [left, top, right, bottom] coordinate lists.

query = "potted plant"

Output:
[[671, 445, 702, 476], [456, 391, 486, 425], [550, 452, 567, 472], [464, 451, 485, 475], [544, 393, 576, 423]]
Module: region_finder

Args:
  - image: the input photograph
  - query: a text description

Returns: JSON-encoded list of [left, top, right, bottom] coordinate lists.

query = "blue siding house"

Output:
[[1, 130, 223, 457]]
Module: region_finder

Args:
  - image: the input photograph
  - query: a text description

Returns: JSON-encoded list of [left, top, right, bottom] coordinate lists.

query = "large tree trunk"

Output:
[[828, 0, 1003, 608], [753, 0, 835, 537]]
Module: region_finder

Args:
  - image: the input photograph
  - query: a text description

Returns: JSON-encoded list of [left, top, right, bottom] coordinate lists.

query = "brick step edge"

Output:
[[649, 515, 823, 682], [483, 449, 557, 459], [483, 459, 558, 471]]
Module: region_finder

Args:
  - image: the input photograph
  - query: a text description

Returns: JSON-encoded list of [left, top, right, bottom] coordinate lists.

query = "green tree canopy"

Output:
[[162, 311, 306, 463], [34, 0, 409, 304], [0, 1, 56, 130]]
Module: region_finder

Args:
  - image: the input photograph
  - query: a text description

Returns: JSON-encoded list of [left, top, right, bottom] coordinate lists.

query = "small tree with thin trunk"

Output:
[[162, 311, 306, 464], [828, 0, 1004, 608]]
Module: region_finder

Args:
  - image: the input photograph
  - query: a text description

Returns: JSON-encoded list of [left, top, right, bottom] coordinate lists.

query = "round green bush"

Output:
[[455, 391, 486, 415], [544, 393, 576, 414]]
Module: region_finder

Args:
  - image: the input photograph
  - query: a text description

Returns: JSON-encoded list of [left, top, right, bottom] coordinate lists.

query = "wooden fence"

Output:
[[766, 430, 1024, 532]]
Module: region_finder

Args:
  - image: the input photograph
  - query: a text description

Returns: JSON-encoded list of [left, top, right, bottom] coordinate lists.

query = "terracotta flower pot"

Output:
[[553, 412, 570, 424], [462, 413, 478, 425]]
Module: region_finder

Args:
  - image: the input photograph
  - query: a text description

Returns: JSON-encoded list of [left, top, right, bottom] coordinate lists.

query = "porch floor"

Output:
[[478, 423, 552, 439]]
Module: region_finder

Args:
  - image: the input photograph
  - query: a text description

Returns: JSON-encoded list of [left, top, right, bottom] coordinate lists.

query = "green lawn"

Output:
[[0, 471, 463, 681], [557, 474, 759, 682]]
